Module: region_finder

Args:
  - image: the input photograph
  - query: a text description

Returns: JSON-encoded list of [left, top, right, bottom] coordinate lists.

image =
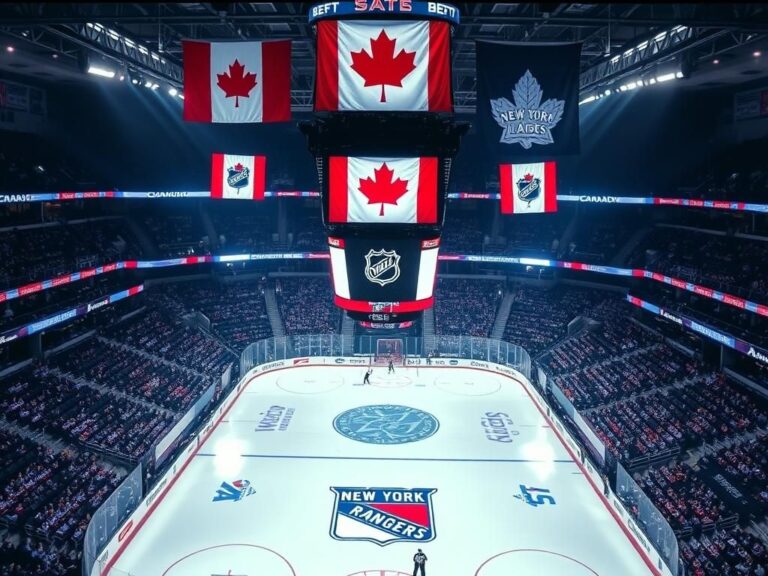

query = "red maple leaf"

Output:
[[350, 30, 417, 103], [524, 173, 534, 181], [233, 163, 244, 171], [216, 59, 257, 108], [358, 163, 409, 217]]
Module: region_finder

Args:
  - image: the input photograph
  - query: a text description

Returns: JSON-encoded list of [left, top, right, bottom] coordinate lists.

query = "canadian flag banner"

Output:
[[316, 20, 451, 112], [183, 40, 291, 123], [328, 156, 438, 224], [210, 154, 266, 200], [499, 161, 558, 214]]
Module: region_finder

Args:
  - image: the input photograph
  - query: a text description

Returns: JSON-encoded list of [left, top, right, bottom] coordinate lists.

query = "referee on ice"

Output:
[[412, 548, 427, 576]]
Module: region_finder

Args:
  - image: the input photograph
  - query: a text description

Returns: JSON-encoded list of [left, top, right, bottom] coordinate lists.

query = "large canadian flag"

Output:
[[499, 161, 558, 214], [211, 154, 266, 200], [316, 20, 451, 112], [328, 156, 438, 224], [183, 40, 291, 123]]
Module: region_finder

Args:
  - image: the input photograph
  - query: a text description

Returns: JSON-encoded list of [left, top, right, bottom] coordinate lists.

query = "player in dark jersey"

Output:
[[412, 549, 427, 576], [363, 368, 372, 385], [388, 358, 395, 374]]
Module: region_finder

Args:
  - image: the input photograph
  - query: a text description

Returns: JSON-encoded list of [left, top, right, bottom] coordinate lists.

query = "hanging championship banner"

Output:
[[476, 42, 581, 159]]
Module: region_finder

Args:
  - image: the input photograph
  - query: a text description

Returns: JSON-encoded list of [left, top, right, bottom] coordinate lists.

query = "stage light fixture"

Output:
[[88, 65, 116, 79], [168, 87, 178, 97], [6, 46, 14, 53]]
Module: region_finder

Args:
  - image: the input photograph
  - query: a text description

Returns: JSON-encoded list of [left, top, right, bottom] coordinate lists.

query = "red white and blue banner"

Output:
[[315, 20, 451, 112], [328, 156, 438, 224], [626, 295, 768, 367], [0, 285, 143, 347], [3, 191, 768, 215], [211, 154, 266, 200], [183, 40, 291, 123], [499, 161, 557, 214], [2, 252, 767, 321]]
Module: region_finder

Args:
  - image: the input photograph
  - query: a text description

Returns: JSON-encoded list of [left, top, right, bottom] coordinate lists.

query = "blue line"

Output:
[[194, 453, 575, 464]]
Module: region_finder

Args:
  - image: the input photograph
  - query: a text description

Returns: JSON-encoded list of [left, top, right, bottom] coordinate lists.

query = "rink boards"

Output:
[[96, 358, 668, 576]]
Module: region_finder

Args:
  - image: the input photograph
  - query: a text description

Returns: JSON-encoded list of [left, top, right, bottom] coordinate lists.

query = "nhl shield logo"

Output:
[[226, 162, 250, 190], [330, 487, 437, 546], [364, 249, 401, 286], [516, 173, 541, 206]]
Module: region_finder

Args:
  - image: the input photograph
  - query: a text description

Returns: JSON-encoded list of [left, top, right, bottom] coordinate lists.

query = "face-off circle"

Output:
[[474, 549, 600, 576], [333, 404, 439, 445], [162, 543, 296, 576], [346, 572, 411, 576], [277, 375, 344, 394]]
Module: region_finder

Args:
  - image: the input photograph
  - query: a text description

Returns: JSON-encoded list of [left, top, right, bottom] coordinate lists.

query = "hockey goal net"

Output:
[[373, 338, 404, 366]]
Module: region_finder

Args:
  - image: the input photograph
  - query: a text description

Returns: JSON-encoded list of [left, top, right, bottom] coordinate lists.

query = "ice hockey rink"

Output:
[[105, 363, 657, 576]]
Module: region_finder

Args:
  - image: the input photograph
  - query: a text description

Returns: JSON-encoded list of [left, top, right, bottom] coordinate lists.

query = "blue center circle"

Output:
[[333, 404, 439, 445]]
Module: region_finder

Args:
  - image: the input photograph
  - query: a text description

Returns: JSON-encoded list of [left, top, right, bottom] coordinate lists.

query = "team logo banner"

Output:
[[315, 20, 451, 112], [328, 156, 438, 224], [211, 153, 266, 200], [183, 40, 291, 123], [499, 161, 557, 214], [330, 487, 437, 545], [477, 42, 581, 159]]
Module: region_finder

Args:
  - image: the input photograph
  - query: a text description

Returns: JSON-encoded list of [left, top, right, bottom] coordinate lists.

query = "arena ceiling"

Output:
[[1, 3, 768, 111]]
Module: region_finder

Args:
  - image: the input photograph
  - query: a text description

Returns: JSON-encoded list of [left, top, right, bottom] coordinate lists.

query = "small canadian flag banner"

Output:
[[210, 154, 266, 200], [499, 161, 558, 214], [315, 20, 451, 112], [328, 156, 438, 224], [183, 40, 291, 123]]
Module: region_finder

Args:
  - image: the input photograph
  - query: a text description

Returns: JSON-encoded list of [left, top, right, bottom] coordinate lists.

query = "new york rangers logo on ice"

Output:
[[212, 479, 255, 503], [330, 487, 437, 546]]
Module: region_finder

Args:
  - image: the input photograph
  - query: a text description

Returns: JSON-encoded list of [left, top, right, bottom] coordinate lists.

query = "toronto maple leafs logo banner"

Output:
[[315, 20, 451, 112], [476, 41, 581, 158], [327, 156, 438, 224], [183, 40, 291, 123]]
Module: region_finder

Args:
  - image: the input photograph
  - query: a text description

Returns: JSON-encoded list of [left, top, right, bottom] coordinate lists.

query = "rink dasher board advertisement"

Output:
[[93, 357, 673, 576]]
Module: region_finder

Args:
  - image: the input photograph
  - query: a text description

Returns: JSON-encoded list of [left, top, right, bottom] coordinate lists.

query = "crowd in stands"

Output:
[[553, 343, 699, 409], [503, 286, 609, 355], [0, 367, 173, 461], [698, 435, 768, 519], [152, 281, 272, 353], [588, 374, 768, 464], [276, 277, 339, 334], [629, 226, 768, 299], [142, 212, 209, 257], [434, 278, 503, 337], [639, 463, 732, 534], [101, 307, 235, 378], [0, 218, 142, 289], [681, 527, 767, 576]]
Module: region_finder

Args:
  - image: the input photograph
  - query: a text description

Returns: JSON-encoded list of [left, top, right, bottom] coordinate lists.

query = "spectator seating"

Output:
[[0, 218, 141, 289], [434, 278, 503, 337], [276, 277, 339, 334], [681, 527, 767, 576], [149, 281, 272, 353]]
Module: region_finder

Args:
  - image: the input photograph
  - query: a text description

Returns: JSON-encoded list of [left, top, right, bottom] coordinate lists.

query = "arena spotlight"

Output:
[[6, 46, 14, 53], [144, 80, 153, 88], [87, 65, 116, 79], [168, 87, 178, 97], [754, 51, 762, 57]]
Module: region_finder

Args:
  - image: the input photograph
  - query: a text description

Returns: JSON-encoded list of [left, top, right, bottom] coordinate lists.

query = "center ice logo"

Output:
[[330, 487, 437, 546], [514, 484, 556, 507], [333, 404, 439, 445], [212, 479, 255, 503]]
